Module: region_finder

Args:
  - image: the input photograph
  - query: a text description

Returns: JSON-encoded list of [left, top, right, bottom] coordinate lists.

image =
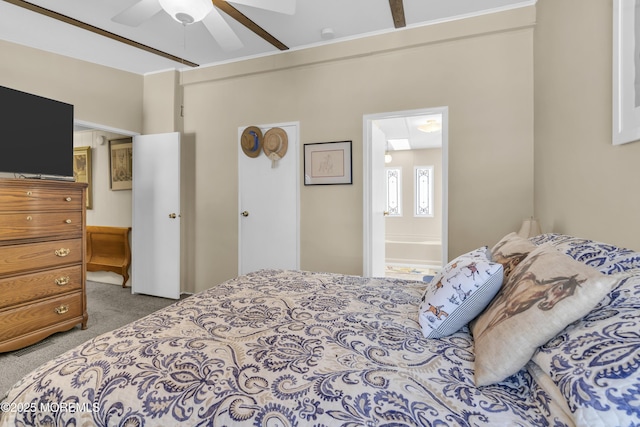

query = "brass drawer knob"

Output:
[[26, 216, 32, 221], [55, 248, 71, 257], [65, 219, 72, 224], [54, 305, 69, 315], [55, 276, 70, 286], [26, 191, 32, 196], [65, 197, 72, 202]]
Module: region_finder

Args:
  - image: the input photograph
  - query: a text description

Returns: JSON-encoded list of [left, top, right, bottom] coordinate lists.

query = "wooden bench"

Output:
[[86, 226, 132, 287]]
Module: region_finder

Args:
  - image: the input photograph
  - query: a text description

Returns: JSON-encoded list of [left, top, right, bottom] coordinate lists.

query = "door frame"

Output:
[[362, 107, 449, 276]]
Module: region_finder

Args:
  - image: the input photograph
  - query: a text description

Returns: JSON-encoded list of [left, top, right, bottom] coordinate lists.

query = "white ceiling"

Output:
[[0, 0, 534, 75], [375, 114, 443, 151]]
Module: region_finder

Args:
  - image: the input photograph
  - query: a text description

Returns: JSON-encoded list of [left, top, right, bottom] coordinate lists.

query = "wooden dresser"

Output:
[[0, 178, 88, 353]]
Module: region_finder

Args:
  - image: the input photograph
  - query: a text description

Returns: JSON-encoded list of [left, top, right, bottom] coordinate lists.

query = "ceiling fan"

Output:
[[3, 0, 404, 68], [113, 0, 295, 52]]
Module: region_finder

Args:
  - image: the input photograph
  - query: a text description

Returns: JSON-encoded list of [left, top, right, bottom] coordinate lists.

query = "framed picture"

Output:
[[613, 0, 640, 145], [109, 137, 133, 190], [304, 141, 352, 185], [73, 146, 92, 209]]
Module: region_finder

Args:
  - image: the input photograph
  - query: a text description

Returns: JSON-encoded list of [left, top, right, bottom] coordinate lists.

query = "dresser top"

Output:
[[0, 177, 87, 190]]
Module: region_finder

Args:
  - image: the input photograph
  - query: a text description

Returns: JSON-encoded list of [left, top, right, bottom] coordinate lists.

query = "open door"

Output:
[[367, 124, 388, 277], [131, 132, 181, 299]]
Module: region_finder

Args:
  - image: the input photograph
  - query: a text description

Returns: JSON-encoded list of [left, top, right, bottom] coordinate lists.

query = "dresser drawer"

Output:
[[0, 292, 83, 341], [0, 212, 83, 242], [0, 186, 82, 211], [0, 239, 82, 276], [0, 266, 82, 310]]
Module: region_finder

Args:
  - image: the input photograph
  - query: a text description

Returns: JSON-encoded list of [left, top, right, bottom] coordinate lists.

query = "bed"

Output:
[[1, 233, 639, 427]]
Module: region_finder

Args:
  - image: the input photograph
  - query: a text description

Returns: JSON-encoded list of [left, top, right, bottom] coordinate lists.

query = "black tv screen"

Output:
[[0, 85, 74, 179]]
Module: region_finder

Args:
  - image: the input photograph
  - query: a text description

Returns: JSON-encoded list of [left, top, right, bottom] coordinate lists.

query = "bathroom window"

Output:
[[415, 166, 434, 217], [385, 167, 402, 217]]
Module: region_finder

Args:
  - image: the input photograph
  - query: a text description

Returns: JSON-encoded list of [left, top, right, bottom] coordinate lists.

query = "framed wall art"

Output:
[[73, 146, 92, 209], [304, 140, 352, 185], [613, 0, 640, 145], [109, 137, 133, 190]]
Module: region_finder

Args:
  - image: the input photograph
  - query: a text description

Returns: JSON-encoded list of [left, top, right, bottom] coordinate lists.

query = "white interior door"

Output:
[[370, 124, 387, 277], [238, 123, 299, 275], [132, 132, 181, 299]]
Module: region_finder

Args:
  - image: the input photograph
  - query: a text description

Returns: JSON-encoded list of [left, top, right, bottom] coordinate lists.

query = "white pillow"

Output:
[[418, 247, 503, 339]]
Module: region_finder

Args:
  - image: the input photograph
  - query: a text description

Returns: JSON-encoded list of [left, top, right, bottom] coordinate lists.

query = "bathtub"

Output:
[[385, 235, 442, 266]]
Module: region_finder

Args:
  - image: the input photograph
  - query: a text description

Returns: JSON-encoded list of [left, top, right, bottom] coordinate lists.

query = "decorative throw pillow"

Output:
[[471, 245, 618, 386], [491, 232, 536, 279], [419, 247, 503, 339]]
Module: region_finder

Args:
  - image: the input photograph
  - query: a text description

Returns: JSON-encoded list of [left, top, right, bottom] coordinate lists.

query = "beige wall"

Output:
[[0, 7, 537, 294], [534, 0, 640, 251], [0, 40, 143, 133], [181, 7, 535, 291], [142, 71, 182, 134]]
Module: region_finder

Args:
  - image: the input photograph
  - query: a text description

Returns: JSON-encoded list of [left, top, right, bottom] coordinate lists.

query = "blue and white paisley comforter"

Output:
[[1, 234, 639, 427], [1, 269, 570, 426], [529, 234, 640, 427]]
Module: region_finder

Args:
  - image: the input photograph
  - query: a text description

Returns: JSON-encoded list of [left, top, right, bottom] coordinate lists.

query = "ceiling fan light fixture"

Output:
[[159, 0, 213, 24]]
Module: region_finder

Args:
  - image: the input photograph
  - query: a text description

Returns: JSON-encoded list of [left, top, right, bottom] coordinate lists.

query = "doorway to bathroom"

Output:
[[363, 107, 448, 281]]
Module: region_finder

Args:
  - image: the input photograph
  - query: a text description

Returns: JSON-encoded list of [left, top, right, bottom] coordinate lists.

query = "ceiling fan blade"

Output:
[[112, 0, 163, 27], [211, 0, 288, 50], [228, 0, 296, 15], [201, 8, 243, 51]]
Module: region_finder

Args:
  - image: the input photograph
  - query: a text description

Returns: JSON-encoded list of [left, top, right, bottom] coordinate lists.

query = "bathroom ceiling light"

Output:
[[418, 119, 441, 133]]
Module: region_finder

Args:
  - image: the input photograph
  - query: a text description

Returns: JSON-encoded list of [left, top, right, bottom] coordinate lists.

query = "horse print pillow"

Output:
[[418, 247, 503, 339], [491, 232, 536, 280], [471, 244, 618, 386]]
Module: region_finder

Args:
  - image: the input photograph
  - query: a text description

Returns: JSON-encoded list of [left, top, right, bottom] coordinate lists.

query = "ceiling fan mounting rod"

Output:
[[3, 0, 200, 67]]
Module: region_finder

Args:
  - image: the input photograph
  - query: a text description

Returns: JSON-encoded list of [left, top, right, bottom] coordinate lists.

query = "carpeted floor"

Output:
[[0, 281, 181, 397]]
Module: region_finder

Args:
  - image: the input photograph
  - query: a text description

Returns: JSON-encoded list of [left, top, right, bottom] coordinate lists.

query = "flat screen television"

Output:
[[0, 85, 74, 180]]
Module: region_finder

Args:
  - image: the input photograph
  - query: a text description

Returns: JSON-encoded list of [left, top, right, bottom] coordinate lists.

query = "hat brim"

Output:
[[263, 127, 288, 159], [241, 126, 263, 158]]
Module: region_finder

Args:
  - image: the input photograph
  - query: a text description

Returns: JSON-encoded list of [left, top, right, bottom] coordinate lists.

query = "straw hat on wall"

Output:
[[241, 126, 263, 158], [263, 127, 288, 167]]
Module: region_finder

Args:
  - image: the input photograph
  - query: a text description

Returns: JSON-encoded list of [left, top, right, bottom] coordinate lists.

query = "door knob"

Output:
[[241, 211, 249, 217], [169, 213, 177, 219], [383, 211, 390, 216]]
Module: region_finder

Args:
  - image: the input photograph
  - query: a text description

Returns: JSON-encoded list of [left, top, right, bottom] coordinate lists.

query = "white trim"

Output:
[[74, 119, 139, 136], [612, 0, 640, 145]]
